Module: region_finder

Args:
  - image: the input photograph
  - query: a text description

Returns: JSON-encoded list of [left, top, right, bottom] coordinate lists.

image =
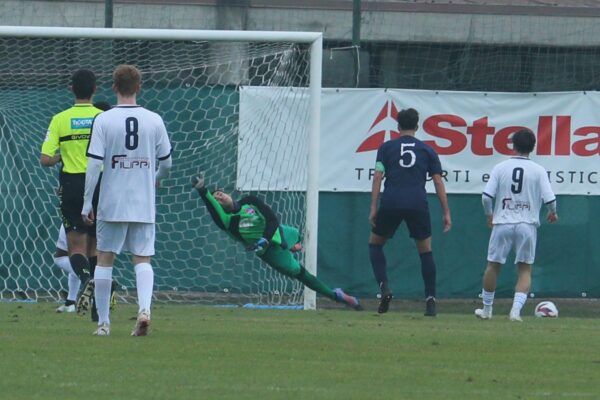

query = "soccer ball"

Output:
[[534, 301, 558, 318]]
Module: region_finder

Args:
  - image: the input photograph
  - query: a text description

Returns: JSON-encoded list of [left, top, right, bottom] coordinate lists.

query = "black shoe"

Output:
[[110, 280, 118, 311], [378, 292, 393, 314], [90, 280, 117, 321], [76, 278, 94, 315], [424, 297, 436, 317], [91, 298, 99, 322]]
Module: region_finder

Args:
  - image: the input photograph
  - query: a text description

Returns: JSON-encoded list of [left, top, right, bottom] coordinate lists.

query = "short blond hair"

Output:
[[113, 64, 141, 96]]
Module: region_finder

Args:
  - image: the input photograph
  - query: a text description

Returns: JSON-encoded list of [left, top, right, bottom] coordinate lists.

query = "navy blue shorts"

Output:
[[372, 207, 432, 240]]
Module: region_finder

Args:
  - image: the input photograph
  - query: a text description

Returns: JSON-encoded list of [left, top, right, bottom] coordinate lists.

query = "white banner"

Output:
[[240, 88, 600, 194]]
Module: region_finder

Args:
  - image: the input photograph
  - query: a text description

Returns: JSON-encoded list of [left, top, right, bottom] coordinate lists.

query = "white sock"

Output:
[[511, 292, 528, 314], [135, 263, 154, 314], [67, 273, 80, 302], [482, 289, 495, 313], [55, 256, 80, 302], [94, 266, 113, 325], [54, 256, 74, 274]]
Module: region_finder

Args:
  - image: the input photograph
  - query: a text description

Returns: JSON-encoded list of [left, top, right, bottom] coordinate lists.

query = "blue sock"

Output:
[[420, 251, 436, 298], [369, 244, 388, 291]]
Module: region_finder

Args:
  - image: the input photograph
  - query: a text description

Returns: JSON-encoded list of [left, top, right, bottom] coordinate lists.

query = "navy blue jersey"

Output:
[[375, 135, 442, 210]]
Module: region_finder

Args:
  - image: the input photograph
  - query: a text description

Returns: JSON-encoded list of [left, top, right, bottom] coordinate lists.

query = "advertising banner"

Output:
[[240, 88, 600, 194]]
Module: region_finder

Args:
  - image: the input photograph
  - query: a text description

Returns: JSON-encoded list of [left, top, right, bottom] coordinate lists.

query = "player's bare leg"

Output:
[[482, 262, 502, 292], [514, 262, 531, 295], [510, 263, 531, 322], [415, 237, 437, 316], [475, 262, 502, 319]]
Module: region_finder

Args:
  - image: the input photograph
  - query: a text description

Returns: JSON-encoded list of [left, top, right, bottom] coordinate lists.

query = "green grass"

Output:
[[1, 301, 599, 400]]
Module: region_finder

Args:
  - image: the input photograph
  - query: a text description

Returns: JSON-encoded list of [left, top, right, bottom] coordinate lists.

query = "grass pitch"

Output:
[[1, 300, 599, 400]]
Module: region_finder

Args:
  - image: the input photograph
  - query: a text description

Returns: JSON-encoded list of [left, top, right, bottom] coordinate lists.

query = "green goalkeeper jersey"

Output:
[[198, 187, 287, 248]]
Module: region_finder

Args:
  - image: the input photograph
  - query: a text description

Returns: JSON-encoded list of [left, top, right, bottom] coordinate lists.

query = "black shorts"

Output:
[[372, 207, 432, 240], [59, 172, 99, 235]]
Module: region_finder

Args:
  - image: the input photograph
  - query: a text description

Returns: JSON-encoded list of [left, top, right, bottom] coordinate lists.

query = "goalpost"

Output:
[[0, 26, 322, 310]]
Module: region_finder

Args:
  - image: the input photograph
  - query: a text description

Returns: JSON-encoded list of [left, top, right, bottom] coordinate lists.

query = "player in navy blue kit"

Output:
[[368, 108, 451, 316]]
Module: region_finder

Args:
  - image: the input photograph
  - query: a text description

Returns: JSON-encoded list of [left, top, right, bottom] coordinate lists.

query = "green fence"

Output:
[[319, 193, 600, 298]]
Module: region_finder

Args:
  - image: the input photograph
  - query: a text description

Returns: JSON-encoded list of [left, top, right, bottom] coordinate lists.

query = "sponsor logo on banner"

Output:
[[356, 101, 400, 153], [422, 114, 600, 157]]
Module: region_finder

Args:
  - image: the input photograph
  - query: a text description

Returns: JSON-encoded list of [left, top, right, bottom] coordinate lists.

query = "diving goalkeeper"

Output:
[[192, 175, 361, 310]]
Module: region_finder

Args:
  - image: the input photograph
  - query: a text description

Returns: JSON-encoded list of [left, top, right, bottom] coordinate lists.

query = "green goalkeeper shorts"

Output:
[[279, 224, 300, 249], [258, 225, 302, 278]]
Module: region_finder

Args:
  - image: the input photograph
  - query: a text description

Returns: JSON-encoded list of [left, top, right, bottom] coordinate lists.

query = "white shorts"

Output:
[[96, 221, 155, 256], [487, 223, 537, 264], [56, 225, 68, 252]]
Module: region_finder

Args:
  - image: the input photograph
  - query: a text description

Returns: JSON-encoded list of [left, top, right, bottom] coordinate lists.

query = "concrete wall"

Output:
[[2, 0, 600, 45]]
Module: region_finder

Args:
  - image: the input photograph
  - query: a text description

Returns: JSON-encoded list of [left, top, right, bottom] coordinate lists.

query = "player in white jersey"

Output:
[[55, 222, 117, 317], [475, 129, 558, 322], [53, 225, 80, 313], [81, 65, 172, 336]]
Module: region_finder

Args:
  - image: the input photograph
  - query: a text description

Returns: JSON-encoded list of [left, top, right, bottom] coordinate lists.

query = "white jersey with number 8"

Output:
[[87, 105, 172, 223], [483, 156, 555, 227]]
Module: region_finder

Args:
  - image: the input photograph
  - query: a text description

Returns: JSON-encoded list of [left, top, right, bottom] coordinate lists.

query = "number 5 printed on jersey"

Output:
[[399, 143, 416, 168]]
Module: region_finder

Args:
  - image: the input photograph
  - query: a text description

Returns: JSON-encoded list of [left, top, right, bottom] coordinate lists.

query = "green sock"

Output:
[[295, 267, 336, 300]]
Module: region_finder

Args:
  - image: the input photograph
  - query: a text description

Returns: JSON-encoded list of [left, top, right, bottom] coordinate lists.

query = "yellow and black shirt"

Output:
[[40, 103, 103, 174]]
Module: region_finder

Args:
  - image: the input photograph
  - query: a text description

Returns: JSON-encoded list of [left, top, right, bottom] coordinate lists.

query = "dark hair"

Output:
[[93, 101, 112, 111], [512, 129, 536, 154], [71, 69, 96, 99], [397, 108, 419, 130]]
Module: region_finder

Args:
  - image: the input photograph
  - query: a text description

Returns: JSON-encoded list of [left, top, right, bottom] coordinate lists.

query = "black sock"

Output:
[[380, 281, 391, 295], [369, 244, 388, 291], [420, 251, 436, 298], [69, 253, 90, 282], [89, 256, 99, 321], [89, 256, 97, 276], [91, 298, 98, 322]]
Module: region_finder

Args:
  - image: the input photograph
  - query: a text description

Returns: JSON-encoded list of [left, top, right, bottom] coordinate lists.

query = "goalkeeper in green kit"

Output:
[[192, 175, 361, 310]]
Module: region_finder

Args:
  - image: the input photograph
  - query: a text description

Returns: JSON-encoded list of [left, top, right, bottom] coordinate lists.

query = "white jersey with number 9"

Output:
[[483, 156, 555, 227]]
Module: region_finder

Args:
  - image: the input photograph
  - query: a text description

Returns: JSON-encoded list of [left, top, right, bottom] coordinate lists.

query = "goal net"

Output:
[[0, 27, 322, 309]]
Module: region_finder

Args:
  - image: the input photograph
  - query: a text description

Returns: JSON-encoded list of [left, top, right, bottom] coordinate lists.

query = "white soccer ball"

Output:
[[534, 301, 559, 318]]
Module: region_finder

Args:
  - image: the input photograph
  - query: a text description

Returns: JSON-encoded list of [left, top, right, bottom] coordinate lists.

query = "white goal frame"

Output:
[[0, 25, 322, 310]]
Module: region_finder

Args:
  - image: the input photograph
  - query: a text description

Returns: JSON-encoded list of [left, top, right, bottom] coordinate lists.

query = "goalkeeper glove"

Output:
[[247, 237, 269, 252], [191, 174, 205, 191]]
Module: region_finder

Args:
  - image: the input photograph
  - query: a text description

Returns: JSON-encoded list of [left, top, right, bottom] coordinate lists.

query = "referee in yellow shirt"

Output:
[[40, 69, 103, 308]]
